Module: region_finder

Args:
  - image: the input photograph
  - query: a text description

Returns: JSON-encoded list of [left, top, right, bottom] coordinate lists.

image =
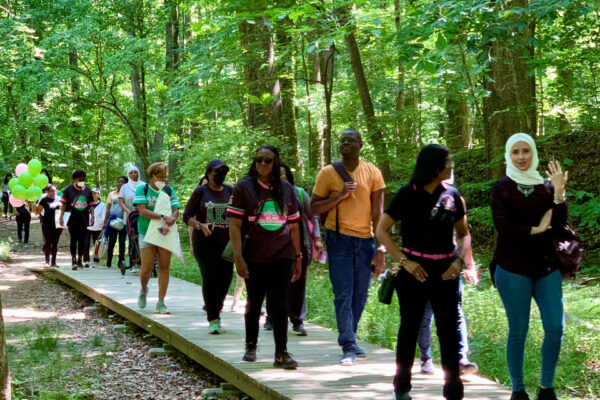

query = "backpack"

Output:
[[321, 161, 354, 233]]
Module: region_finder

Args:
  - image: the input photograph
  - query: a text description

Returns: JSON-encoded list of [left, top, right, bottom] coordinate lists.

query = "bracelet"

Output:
[[295, 253, 303, 259]]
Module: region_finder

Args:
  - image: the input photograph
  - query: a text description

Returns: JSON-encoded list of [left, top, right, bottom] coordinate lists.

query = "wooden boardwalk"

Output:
[[29, 260, 512, 400]]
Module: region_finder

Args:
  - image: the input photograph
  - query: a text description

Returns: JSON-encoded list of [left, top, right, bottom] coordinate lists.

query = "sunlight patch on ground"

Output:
[[2, 308, 58, 323]]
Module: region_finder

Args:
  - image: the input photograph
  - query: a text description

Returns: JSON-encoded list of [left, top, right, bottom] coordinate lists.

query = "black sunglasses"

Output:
[[255, 157, 274, 165]]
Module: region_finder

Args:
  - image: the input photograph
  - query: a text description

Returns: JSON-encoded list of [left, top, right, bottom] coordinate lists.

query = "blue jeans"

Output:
[[418, 279, 470, 363], [325, 230, 375, 353], [495, 265, 564, 391]]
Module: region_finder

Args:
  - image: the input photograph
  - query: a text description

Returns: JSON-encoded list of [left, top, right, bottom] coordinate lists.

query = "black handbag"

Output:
[[378, 273, 396, 304], [554, 223, 583, 280]]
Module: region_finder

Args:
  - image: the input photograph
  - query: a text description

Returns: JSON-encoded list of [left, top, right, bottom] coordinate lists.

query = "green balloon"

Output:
[[26, 186, 43, 202], [18, 171, 33, 188], [8, 177, 19, 190], [12, 185, 27, 201], [28, 159, 42, 176], [33, 174, 49, 189]]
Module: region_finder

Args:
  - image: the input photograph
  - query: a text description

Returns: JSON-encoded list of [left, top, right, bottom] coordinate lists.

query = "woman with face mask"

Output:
[[119, 166, 146, 273], [36, 185, 62, 267], [103, 176, 129, 273], [183, 159, 234, 334], [133, 162, 180, 314], [59, 170, 96, 270], [491, 133, 568, 400]]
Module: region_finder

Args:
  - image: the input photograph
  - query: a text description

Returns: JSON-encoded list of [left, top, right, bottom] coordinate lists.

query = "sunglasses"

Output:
[[255, 157, 274, 165]]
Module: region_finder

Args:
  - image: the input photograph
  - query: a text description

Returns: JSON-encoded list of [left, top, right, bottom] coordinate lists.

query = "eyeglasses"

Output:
[[255, 157, 274, 165]]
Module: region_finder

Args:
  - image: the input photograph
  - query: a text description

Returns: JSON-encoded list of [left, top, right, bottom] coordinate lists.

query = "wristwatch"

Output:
[[376, 245, 387, 253]]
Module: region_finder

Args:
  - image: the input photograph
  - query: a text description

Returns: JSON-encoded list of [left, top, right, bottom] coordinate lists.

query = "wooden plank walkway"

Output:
[[28, 261, 512, 400]]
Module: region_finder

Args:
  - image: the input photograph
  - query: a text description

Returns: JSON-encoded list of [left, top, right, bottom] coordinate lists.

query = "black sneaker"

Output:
[[119, 261, 126, 276], [243, 343, 257, 362], [84, 262, 90, 268], [537, 388, 557, 400], [292, 323, 307, 336], [51, 264, 59, 268], [394, 392, 412, 400], [77, 259, 83, 269], [264, 319, 272, 331], [511, 390, 531, 400], [273, 351, 298, 370], [72, 262, 78, 271]]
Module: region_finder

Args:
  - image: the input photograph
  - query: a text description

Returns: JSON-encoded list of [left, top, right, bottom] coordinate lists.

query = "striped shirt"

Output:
[[133, 184, 180, 235]]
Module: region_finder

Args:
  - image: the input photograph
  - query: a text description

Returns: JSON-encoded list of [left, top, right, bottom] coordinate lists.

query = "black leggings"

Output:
[[393, 258, 463, 400], [16, 209, 31, 243], [245, 259, 293, 352], [68, 217, 88, 261], [2, 193, 12, 216], [107, 227, 126, 267], [193, 240, 233, 322], [42, 224, 63, 265]]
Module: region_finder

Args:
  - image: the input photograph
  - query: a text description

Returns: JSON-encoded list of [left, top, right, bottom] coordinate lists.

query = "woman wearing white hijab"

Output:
[[490, 133, 569, 400], [119, 166, 146, 273]]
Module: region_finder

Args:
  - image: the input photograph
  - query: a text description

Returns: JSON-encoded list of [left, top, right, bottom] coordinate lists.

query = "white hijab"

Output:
[[505, 133, 544, 185], [126, 166, 143, 190]]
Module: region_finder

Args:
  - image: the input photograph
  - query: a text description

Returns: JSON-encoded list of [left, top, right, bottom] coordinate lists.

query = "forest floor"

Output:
[[0, 216, 248, 400]]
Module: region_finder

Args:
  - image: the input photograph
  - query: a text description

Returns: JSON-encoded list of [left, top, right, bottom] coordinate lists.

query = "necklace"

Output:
[[517, 184, 534, 197]]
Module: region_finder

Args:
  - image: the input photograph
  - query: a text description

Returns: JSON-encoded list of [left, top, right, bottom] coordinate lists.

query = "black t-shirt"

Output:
[[385, 182, 465, 255], [183, 184, 233, 247], [39, 196, 61, 228], [226, 177, 300, 263], [60, 185, 95, 225]]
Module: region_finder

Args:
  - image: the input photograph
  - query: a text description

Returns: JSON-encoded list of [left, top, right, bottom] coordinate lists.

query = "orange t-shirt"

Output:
[[312, 160, 386, 238]]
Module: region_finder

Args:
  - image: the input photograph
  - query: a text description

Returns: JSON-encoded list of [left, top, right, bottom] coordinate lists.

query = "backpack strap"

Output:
[[330, 161, 354, 233], [144, 183, 172, 197]]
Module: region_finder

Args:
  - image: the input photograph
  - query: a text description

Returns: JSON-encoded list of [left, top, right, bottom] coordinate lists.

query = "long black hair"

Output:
[[247, 145, 284, 213], [280, 162, 295, 186], [3, 174, 12, 185], [41, 169, 53, 184], [410, 144, 450, 186]]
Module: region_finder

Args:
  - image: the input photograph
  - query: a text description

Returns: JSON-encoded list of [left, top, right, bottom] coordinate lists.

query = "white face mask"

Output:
[[77, 181, 86, 189], [154, 180, 166, 190]]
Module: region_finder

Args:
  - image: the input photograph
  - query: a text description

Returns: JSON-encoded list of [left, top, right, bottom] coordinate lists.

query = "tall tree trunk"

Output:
[[69, 49, 84, 166], [320, 45, 335, 165], [0, 295, 10, 400], [394, 0, 407, 156], [446, 90, 470, 150], [340, 8, 391, 180], [482, 0, 536, 178], [302, 36, 319, 172], [275, 18, 300, 172], [163, 0, 181, 179]]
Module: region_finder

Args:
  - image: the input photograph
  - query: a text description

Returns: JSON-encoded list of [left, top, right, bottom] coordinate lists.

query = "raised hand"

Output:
[[546, 160, 568, 197]]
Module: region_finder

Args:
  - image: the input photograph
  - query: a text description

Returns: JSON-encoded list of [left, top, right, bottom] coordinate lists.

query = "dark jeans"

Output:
[[84, 230, 101, 263], [107, 228, 126, 267], [325, 230, 375, 353], [288, 247, 309, 326], [68, 217, 87, 261], [495, 265, 564, 391], [245, 259, 293, 352], [394, 258, 463, 400], [193, 240, 233, 322], [418, 279, 470, 363], [16, 209, 31, 243], [42, 224, 62, 265]]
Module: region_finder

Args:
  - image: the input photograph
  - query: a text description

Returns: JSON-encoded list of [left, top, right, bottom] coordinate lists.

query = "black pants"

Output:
[[42, 224, 63, 265], [193, 240, 233, 322], [16, 209, 31, 243], [2, 193, 12, 216], [287, 247, 309, 326], [394, 258, 463, 400], [84, 230, 101, 263], [245, 259, 293, 352], [107, 227, 126, 267], [68, 216, 88, 261]]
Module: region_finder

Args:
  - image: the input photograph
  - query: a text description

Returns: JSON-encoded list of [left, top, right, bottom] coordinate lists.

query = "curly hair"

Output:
[[247, 145, 284, 214]]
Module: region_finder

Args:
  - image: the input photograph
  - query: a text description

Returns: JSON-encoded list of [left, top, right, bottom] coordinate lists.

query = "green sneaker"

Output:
[[208, 319, 221, 334], [137, 289, 147, 309], [155, 301, 170, 314]]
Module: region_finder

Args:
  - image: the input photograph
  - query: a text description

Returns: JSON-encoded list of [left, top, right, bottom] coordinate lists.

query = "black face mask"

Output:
[[213, 171, 227, 185]]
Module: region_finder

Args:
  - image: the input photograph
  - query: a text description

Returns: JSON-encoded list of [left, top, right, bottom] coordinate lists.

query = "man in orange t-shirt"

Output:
[[311, 128, 386, 365]]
